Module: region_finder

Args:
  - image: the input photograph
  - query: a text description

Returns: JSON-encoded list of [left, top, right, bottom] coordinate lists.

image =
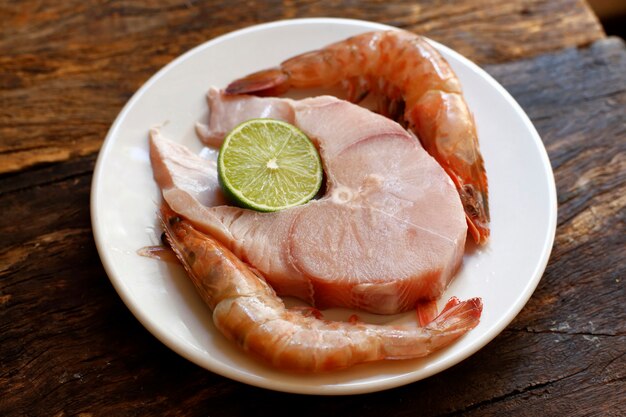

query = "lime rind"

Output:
[[217, 118, 323, 212]]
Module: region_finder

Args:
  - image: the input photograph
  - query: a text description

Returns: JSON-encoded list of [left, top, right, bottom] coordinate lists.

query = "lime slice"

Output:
[[217, 118, 323, 212]]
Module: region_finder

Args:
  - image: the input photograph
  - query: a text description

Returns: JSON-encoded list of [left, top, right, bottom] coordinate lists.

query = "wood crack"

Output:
[[439, 364, 594, 416], [0, 169, 93, 196], [0, 227, 92, 276], [598, 351, 626, 375], [505, 327, 625, 337], [0, 144, 55, 155], [555, 184, 626, 231], [0, 155, 95, 195]]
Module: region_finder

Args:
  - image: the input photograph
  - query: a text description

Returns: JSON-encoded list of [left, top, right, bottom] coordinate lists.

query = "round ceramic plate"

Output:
[[91, 18, 557, 395]]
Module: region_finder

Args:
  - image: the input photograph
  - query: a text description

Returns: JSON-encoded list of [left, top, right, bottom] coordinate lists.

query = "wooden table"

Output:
[[1, 1, 624, 415]]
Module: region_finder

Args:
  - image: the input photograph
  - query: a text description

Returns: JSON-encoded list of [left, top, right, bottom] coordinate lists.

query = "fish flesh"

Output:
[[150, 90, 467, 314]]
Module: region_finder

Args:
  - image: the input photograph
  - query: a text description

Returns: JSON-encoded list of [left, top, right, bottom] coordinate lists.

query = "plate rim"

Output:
[[90, 17, 558, 395]]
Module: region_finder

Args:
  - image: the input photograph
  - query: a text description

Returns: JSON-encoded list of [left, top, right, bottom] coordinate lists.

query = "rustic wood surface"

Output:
[[1, 0, 624, 415]]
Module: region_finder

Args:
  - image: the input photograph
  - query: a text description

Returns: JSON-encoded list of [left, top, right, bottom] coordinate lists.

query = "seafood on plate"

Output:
[[161, 202, 483, 372], [225, 30, 490, 244], [153, 91, 469, 315]]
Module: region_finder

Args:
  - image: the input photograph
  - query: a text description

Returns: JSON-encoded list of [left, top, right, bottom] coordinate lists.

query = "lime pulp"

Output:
[[217, 118, 323, 212]]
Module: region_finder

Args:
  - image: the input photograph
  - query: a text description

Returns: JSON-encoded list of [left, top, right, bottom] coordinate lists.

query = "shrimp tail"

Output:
[[378, 297, 482, 360], [225, 68, 291, 96], [426, 297, 482, 333]]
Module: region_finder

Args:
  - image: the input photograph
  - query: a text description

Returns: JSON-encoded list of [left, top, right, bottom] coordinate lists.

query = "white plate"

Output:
[[91, 18, 557, 395]]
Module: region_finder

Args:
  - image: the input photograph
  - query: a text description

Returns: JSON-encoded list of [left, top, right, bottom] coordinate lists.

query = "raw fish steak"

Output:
[[150, 89, 467, 314]]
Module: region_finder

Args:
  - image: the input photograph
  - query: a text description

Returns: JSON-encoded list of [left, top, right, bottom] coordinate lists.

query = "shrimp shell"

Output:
[[161, 203, 482, 372], [226, 30, 490, 244]]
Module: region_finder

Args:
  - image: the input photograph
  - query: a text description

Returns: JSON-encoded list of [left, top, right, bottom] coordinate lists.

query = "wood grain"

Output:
[[0, 0, 604, 174], [1, 1, 624, 415], [2, 37, 624, 417]]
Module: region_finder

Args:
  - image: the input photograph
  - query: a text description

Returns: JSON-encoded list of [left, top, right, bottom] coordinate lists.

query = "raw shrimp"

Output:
[[226, 30, 490, 244], [161, 203, 483, 372]]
